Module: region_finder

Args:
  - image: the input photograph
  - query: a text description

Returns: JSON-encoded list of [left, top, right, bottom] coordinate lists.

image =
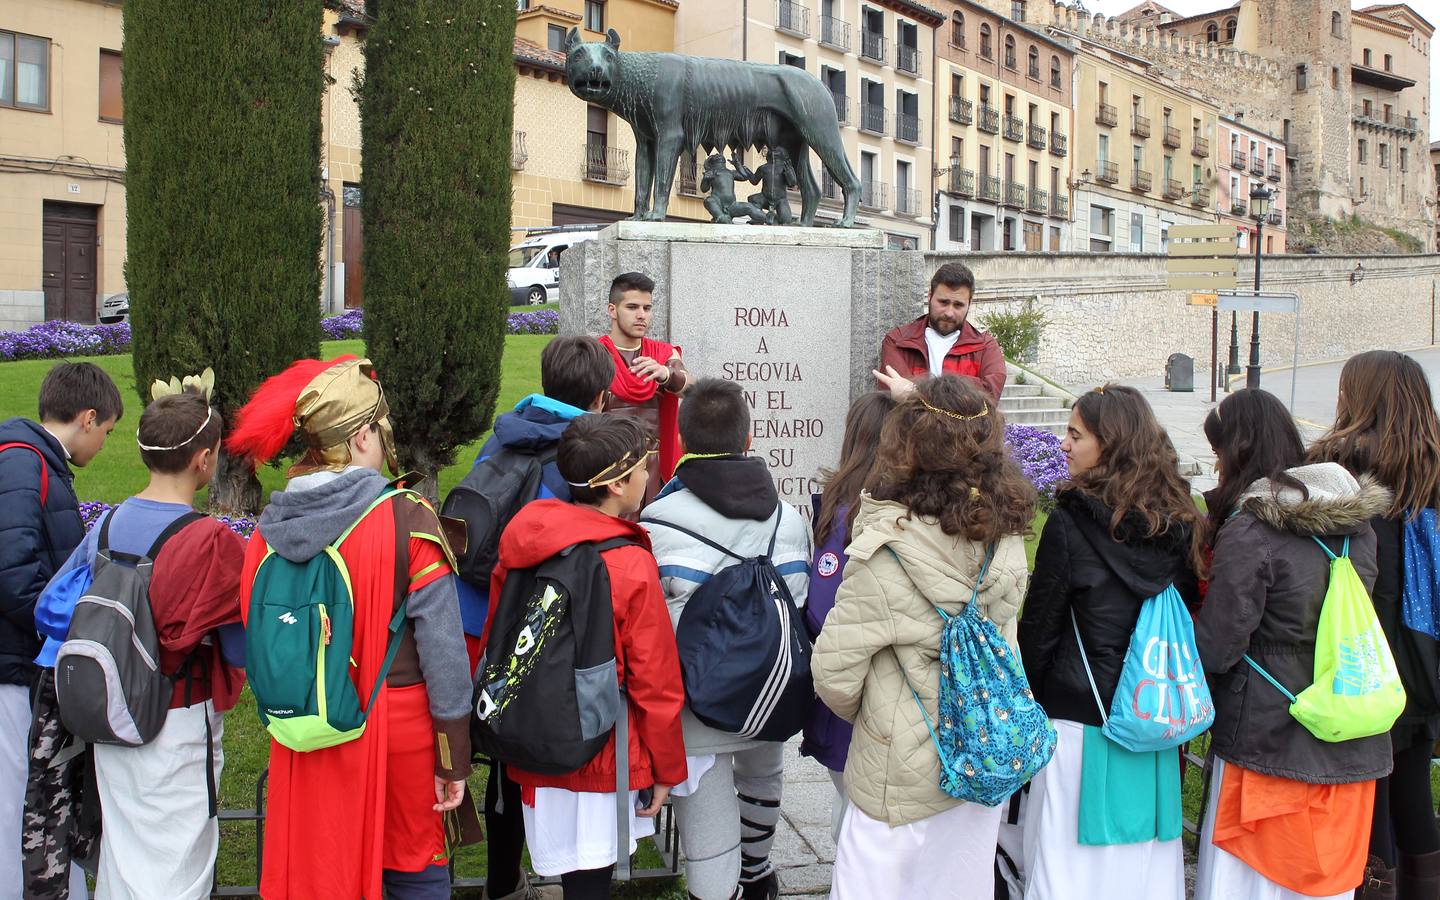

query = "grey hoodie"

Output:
[[258, 468, 472, 722]]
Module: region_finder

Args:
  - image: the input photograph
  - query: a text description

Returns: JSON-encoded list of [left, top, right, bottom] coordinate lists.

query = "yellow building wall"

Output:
[[518, 0, 676, 53]]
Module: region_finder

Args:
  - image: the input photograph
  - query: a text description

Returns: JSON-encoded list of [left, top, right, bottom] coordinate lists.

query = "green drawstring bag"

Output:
[[1245, 536, 1406, 743]]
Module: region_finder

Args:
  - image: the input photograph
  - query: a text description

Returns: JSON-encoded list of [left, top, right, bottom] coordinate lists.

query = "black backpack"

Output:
[[642, 508, 813, 742], [442, 447, 557, 587]]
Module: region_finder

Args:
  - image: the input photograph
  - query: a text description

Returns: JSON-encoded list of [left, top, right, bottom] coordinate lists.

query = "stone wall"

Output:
[[926, 251, 1440, 386]]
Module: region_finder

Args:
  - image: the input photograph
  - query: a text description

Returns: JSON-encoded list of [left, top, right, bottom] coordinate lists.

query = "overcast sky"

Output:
[[1083, 0, 1440, 142]]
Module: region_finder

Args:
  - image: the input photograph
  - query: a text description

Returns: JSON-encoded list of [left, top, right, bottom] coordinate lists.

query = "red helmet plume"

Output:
[[225, 355, 359, 466]]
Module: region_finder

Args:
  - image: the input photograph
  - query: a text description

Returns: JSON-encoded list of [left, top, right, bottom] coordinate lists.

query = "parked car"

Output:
[[99, 292, 129, 324], [507, 229, 599, 305]]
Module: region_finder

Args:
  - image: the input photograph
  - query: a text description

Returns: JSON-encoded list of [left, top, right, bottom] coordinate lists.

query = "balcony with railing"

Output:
[[583, 143, 629, 185], [860, 102, 885, 135], [1163, 178, 1185, 200], [1191, 186, 1210, 207], [1027, 187, 1049, 213], [1096, 160, 1119, 184], [978, 104, 1000, 134], [1003, 115, 1024, 142], [1050, 194, 1069, 218], [512, 131, 528, 170], [949, 96, 973, 125], [897, 44, 920, 76], [1230, 150, 1247, 170], [1163, 125, 1181, 149], [947, 166, 975, 197], [1096, 103, 1117, 127], [860, 180, 889, 211], [1027, 124, 1047, 150], [1004, 180, 1026, 208], [1403, 115, 1419, 133], [895, 112, 921, 145], [895, 187, 923, 217], [829, 92, 851, 125], [860, 30, 887, 64], [1230, 200, 1248, 216], [1249, 155, 1265, 176], [1131, 114, 1151, 138], [1131, 168, 1152, 192], [677, 153, 701, 196], [820, 170, 844, 204], [1267, 162, 1281, 182], [1192, 136, 1210, 157], [1050, 131, 1067, 156], [819, 14, 851, 50], [776, 0, 810, 37], [979, 174, 1002, 202], [1266, 209, 1284, 227]]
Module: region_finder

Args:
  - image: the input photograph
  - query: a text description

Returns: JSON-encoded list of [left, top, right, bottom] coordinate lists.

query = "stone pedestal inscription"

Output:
[[668, 243, 852, 519]]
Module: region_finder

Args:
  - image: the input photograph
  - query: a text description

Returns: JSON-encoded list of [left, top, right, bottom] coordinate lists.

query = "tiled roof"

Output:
[[514, 36, 567, 74], [518, 4, 581, 22]]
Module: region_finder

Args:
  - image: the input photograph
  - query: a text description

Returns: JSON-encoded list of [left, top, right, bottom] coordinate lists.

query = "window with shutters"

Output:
[[99, 49, 122, 122], [0, 30, 50, 111]]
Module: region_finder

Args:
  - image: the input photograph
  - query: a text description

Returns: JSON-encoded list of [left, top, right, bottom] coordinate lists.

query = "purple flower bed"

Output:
[[1005, 423, 1067, 507], [506, 309, 559, 335], [0, 321, 132, 362], [321, 309, 364, 340], [80, 500, 256, 539]]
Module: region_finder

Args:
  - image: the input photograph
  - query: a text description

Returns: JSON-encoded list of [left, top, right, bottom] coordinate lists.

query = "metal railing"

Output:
[[1131, 113, 1151, 138], [1050, 193, 1069, 217], [859, 102, 885, 135], [583, 143, 630, 185], [895, 112, 921, 145], [895, 187, 923, 216], [1163, 178, 1185, 200], [860, 29, 887, 64], [1230, 150, 1247, 169], [511, 131, 528, 170], [1096, 103, 1117, 127], [1050, 131, 1067, 156], [859, 180, 889, 210], [1027, 186, 1049, 213], [776, 0, 810, 37], [979, 174, 1002, 201], [1132, 168, 1152, 192], [1231, 200, 1248, 216], [1192, 136, 1210, 157], [819, 14, 851, 50], [1004, 180, 1026, 207], [677, 152, 701, 196], [1096, 160, 1119, 183], [830, 91, 850, 125], [948, 166, 975, 196], [1403, 115, 1419, 132], [978, 104, 1000, 133], [1163, 125, 1181, 148], [1191, 186, 1211, 207], [1266, 209, 1284, 226], [949, 96, 973, 125], [820, 170, 844, 203], [1028, 124, 1047, 150], [1267, 162, 1281, 182], [897, 44, 920, 75], [1003, 115, 1024, 142], [1249, 154, 1265, 175]]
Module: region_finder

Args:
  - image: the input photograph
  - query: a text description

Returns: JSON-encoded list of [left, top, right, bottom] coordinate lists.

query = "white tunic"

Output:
[[830, 790, 1004, 899]]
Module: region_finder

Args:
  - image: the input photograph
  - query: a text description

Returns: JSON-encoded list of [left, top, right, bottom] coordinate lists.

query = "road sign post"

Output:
[[1216, 290, 1301, 412], [1168, 226, 1239, 403]]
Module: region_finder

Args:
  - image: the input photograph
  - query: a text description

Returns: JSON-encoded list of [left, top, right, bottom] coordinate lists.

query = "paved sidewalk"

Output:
[[774, 738, 838, 895]]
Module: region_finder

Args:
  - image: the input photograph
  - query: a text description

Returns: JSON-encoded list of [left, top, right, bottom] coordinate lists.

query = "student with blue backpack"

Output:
[[812, 376, 1037, 900], [1309, 351, 1440, 900], [1017, 385, 1208, 900]]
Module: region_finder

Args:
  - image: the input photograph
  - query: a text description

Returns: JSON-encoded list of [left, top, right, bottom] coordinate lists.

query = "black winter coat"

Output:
[[1196, 465, 1392, 784], [0, 419, 84, 687], [1019, 489, 1199, 727], [1370, 515, 1440, 752]]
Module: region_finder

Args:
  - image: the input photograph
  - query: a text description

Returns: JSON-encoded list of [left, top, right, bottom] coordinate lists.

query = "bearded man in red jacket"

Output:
[[878, 262, 1007, 401]]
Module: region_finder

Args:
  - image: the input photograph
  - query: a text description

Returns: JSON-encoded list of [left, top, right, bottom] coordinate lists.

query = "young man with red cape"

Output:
[[229, 356, 478, 900], [599, 272, 689, 508]]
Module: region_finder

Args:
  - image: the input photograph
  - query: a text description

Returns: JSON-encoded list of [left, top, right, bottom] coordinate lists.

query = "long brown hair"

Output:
[[865, 375, 1035, 543], [1308, 350, 1440, 519], [816, 391, 896, 545], [1068, 385, 1207, 574]]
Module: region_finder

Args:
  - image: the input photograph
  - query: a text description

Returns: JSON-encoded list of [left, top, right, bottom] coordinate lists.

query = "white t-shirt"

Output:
[[924, 326, 962, 377]]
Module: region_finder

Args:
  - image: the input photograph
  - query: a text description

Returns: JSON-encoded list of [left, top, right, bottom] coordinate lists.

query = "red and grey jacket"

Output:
[[878, 315, 1007, 400]]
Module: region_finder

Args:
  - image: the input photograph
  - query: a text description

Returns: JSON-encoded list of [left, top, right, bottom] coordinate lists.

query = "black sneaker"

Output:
[[740, 872, 780, 900]]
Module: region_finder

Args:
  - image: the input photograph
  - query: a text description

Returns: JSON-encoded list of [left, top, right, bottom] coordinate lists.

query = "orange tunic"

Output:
[[1212, 761, 1375, 896], [240, 497, 453, 900]]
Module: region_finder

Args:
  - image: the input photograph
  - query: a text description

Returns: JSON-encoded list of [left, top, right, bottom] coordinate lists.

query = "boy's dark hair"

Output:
[[929, 262, 975, 297], [608, 272, 655, 305], [678, 378, 750, 454], [558, 414, 650, 505], [541, 337, 616, 410], [138, 392, 223, 474], [38, 362, 124, 424]]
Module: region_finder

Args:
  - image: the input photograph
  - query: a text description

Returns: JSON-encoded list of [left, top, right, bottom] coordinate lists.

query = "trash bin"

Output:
[[1165, 353, 1194, 393]]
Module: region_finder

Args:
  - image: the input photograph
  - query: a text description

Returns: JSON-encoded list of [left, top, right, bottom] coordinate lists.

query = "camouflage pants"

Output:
[[21, 669, 99, 900]]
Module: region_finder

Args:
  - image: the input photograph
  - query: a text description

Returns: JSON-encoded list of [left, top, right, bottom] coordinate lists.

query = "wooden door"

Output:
[[343, 185, 364, 309], [41, 205, 98, 324]]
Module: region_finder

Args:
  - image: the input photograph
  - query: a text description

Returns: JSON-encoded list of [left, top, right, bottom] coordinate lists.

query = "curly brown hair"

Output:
[[1067, 385, 1208, 575], [865, 375, 1035, 543]]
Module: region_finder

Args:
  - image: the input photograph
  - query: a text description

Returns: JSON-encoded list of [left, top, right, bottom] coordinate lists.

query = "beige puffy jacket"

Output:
[[812, 493, 1029, 827]]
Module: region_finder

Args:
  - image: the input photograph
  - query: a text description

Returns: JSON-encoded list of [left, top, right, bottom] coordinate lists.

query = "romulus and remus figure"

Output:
[[564, 27, 862, 227]]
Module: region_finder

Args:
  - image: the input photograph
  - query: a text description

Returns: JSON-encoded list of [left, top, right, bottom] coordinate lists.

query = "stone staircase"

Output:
[[999, 382, 1070, 435]]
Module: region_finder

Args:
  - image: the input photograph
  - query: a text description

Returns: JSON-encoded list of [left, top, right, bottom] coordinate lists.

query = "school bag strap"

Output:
[[96, 508, 206, 563], [0, 441, 49, 507], [1068, 607, 1110, 727], [1242, 535, 1349, 704], [641, 504, 783, 562], [1311, 535, 1348, 561]]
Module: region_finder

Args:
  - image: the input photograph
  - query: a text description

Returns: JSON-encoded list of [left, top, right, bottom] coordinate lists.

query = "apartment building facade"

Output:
[[934, 0, 1073, 252], [676, 0, 942, 249], [1216, 116, 1287, 253], [1349, 5, 1432, 233]]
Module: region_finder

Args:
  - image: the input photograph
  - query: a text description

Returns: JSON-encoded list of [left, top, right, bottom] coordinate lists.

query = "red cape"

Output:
[[600, 335, 682, 483]]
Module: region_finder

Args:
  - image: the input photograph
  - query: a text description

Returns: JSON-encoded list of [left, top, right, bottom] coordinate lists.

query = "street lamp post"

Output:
[[1246, 184, 1274, 390]]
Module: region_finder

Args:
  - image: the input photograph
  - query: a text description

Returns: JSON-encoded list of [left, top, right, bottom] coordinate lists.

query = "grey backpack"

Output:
[[55, 510, 203, 746]]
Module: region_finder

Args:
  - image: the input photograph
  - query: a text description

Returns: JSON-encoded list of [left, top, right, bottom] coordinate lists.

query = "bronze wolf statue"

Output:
[[565, 28, 862, 228]]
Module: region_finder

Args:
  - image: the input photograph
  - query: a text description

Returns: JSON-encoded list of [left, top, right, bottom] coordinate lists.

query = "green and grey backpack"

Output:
[[246, 489, 412, 752]]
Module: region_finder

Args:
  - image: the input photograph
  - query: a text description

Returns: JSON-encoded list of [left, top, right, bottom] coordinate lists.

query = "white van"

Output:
[[507, 228, 601, 305]]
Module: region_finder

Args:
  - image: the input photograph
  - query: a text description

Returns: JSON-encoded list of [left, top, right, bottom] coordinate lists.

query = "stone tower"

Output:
[[1248, 0, 1354, 218]]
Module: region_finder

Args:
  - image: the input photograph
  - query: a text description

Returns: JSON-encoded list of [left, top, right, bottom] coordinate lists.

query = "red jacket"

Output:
[[486, 500, 688, 793], [879, 315, 1007, 400]]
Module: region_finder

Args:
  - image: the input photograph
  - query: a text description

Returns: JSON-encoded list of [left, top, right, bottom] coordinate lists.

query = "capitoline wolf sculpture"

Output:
[[564, 28, 861, 228]]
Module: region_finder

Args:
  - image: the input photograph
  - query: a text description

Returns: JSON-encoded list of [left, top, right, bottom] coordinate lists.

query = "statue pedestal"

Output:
[[560, 222, 928, 519]]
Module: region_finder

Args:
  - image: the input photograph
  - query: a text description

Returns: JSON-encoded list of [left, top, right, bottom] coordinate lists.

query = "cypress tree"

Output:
[[125, 3, 325, 514], [359, 1, 514, 498]]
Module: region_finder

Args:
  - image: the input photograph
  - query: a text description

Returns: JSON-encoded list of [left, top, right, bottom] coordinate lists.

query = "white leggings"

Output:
[[671, 743, 786, 900]]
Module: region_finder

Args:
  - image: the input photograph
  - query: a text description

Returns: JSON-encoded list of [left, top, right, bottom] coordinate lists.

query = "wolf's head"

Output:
[[564, 27, 622, 104]]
